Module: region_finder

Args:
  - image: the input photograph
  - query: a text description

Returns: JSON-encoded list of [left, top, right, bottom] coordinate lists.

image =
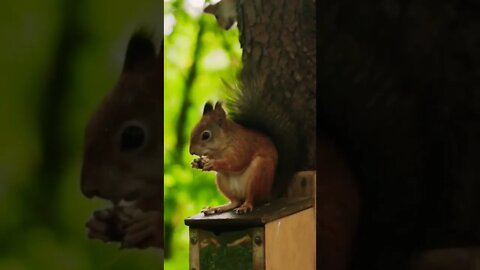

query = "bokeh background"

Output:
[[0, 1, 164, 269], [163, 0, 242, 268], [0, 0, 241, 269]]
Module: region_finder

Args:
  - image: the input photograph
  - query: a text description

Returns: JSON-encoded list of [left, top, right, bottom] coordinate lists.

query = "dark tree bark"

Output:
[[237, 0, 317, 169], [235, 0, 480, 269], [235, 1, 356, 269], [229, 0, 480, 269], [318, 1, 480, 269]]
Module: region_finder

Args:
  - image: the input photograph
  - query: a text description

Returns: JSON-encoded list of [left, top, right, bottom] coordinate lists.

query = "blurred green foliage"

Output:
[[0, 0, 239, 268], [0, 0, 164, 269], [164, 0, 241, 269]]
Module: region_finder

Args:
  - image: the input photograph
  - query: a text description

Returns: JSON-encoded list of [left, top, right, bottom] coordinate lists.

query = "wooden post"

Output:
[[185, 171, 316, 270]]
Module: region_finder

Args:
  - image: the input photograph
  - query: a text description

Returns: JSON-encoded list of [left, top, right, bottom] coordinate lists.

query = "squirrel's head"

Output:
[[81, 31, 163, 205], [189, 101, 229, 157]]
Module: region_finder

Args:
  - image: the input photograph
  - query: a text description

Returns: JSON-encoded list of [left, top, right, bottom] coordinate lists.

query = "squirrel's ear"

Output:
[[123, 31, 156, 72], [204, 4, 218, 15], [214, 102, 226, 116], [214, 102, 225, 126], [203, 102, 214, 115], [214, 102, 226, 126]]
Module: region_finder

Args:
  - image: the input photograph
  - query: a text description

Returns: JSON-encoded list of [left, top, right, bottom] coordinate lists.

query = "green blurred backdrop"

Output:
[[0, 0, 240, 269], [164, 0, 241, 269], [0, 0, 164, 269]]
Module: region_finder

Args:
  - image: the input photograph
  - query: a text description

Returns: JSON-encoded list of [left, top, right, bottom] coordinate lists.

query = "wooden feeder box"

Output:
[[184, 171, 316, 270]]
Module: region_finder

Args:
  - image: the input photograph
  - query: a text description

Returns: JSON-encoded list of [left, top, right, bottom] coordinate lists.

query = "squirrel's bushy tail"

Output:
[[224, 78, 301, 198]]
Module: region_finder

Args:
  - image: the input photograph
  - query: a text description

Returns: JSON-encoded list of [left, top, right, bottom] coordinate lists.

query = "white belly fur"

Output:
[[218, 171, 248, 200]]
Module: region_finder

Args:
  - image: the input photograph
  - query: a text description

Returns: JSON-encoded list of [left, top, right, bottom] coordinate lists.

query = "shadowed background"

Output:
[[318, 1, 480, 269]]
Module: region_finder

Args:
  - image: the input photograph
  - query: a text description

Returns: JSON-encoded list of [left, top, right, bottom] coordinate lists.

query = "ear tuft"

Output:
[[214, 101, 223, 110], [214, 101, 226, 119], [123, 30, 156, 71], [203, 101, 214, 115]]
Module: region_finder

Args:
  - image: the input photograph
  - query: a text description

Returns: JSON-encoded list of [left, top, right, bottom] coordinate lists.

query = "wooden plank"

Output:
[[189, 229, 200, 270], [197, 229, 254, 270], [184, 197, 313, 228], [252, 227, 265, 270], [264, 208, 316, 270]]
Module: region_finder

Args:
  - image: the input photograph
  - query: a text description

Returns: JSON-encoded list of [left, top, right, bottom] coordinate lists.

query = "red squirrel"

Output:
[[189, 79, 301, 215], [80, 31, 164, 249], [189, 81, 361, 270], [190, 101, 277, 214]]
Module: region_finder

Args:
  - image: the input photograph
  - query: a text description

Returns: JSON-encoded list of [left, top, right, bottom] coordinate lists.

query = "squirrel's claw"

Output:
[[234, 203, 253, 214], [202, 159, 215, 171], [201, 206, 219, 215]]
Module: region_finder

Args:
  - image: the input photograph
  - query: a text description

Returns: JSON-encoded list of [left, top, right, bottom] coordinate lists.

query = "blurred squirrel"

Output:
[[204, 0, 238, 30], [189, 79, 302, 214], [81, 31, 164, 249]]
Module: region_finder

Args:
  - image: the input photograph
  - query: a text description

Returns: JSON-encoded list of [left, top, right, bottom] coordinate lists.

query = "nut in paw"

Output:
[[191, 156, 205, 169], [202, 158, 215, 171]]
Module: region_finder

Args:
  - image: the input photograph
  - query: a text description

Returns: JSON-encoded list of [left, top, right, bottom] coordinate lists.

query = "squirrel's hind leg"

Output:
[[234, 156, 275, 214], [202, 173, 241, 215]]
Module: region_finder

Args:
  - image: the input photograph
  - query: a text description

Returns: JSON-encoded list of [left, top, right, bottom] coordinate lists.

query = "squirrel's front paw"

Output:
[[85, 208, 122, 242], [202, 158, 216, 171], [122, 210, 164, 249]]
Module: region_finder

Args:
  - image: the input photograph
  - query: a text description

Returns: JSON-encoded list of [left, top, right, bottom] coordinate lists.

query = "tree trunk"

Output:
[[238, 0, 480, 269], [237, 0, 316, 169]]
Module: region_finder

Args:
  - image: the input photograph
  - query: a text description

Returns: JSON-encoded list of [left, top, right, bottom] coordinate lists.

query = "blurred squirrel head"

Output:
[[204, 0, 237, 30], [81, 31, 163, 204], [189, 101, 230, 157]]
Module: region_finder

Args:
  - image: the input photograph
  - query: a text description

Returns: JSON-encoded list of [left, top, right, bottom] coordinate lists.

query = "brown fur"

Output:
[[190, 102, 277, 214]]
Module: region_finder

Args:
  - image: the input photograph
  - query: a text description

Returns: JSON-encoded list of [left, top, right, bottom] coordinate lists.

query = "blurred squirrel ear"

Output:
[[203, 102, 214, 115], [123, 31, 156, 72], [214, 102, 226, 127], [214, 102, 226, 116], [204, 4, 217, 15]]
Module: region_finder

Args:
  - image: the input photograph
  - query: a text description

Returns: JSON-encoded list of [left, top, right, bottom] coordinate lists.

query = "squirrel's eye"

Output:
[[201, 130, 211, 141], [119, 122, 147, 152]]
